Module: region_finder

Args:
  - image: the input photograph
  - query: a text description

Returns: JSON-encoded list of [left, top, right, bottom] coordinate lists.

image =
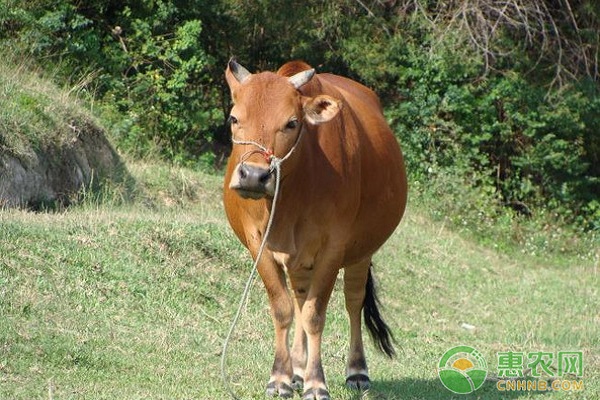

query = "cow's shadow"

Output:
[[341, 378, 548, 399]]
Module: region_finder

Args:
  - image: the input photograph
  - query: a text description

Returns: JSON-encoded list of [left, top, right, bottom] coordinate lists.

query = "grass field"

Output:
[[1, 161, 598, 400]]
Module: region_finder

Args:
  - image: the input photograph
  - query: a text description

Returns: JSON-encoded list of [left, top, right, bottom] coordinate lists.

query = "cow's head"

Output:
[[225, 59, 341, 199]]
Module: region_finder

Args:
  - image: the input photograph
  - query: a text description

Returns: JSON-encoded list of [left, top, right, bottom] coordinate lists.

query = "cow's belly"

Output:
[[343, 170, 406, 265]]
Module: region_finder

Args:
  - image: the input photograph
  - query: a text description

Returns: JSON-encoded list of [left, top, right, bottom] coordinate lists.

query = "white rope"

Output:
[[220, 130, 303, 399]]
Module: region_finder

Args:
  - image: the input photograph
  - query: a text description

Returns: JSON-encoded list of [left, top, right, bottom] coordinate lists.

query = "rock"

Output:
[[0, 119, 127, 209]]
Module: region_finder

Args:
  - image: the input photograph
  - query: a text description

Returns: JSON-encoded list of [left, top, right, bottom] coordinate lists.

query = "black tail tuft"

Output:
[[364, 265, 396, 358]]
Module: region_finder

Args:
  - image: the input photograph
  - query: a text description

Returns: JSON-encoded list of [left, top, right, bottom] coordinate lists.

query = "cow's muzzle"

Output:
[[229, 162, 275, 199]]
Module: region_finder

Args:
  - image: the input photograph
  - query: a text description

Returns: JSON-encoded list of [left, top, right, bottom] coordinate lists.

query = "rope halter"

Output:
[[230, 126, 304, 175]]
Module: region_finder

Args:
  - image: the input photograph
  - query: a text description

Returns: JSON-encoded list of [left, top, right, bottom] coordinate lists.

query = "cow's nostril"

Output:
[[259, 170, 272, 184], [238, 164, 249, 180]]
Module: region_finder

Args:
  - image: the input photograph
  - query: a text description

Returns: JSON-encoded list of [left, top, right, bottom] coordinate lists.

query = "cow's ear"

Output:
[[303, 95, 342, 125]]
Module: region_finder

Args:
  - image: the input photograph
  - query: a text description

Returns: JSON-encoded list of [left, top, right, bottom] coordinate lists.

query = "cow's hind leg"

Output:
[[344, 261, 397, 391], [260, 258, 295, 398], [343, 259, 371, 390]]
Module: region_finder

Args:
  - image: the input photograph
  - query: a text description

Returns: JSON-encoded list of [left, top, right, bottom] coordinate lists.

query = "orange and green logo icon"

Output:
[[438, 345, 488, 394]]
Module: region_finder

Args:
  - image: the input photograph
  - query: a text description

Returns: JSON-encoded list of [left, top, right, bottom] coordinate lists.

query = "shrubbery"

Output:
[[332, 2, 600, 231], [1, 0, 598, 232], [1, 0, 222, 162]]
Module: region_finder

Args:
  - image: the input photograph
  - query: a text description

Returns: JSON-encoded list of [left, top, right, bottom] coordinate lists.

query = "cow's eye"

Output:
[[285, 119, 299, 130], [228, 115, 238, 125]]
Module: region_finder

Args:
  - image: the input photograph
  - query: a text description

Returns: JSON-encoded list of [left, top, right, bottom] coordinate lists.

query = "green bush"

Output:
[[1, 0, 223, 162], [335, 6, 599, 231], [99, 15, 218, 160]]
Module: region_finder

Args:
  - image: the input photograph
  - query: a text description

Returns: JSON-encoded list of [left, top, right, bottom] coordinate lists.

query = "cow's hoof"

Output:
[[291, 374, 304, 391], [302, 387, 330, 400], [346, 373, 370, 390], [266, 381, 293, 398]]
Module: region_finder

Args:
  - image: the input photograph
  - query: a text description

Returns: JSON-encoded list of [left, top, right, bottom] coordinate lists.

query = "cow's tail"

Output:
[[363, 264, 396, 358]]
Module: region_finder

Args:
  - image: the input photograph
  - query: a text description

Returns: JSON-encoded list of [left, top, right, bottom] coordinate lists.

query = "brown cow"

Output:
[[223, 59, 407, 400]]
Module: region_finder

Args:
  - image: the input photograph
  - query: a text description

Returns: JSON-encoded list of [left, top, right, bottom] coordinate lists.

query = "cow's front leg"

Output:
[[290, 293, 307, 391], [300, 266, 339, 400], [288, 266, 313, 392], [259, 258, 294, 398]]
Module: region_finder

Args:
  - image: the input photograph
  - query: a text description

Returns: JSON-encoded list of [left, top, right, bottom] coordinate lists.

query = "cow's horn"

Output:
[[289, 68, 315, 89], [229, 58, 251, 84]]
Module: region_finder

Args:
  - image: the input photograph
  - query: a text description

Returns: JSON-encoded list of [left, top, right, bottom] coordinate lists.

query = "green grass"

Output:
[[1, 161, 598, 399]]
